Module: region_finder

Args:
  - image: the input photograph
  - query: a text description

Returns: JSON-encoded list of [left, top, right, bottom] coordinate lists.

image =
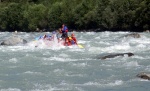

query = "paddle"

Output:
[[77, 44, 84, 48]]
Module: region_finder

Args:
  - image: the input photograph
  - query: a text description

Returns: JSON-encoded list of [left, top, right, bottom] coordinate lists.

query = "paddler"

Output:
[[64, 37, 71, 46], [61, 24, 68, 40], [56, 28, 62, 43], [71, 33, 77, 45]]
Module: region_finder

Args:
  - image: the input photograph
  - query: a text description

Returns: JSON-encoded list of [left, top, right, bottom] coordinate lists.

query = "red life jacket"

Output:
[[64, 38, 71, 46]]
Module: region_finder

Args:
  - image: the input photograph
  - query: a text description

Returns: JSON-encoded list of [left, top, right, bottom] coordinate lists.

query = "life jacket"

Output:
[[46, 35, 52, 41], [64, 37, 71, 46], [68, 37, 75, 45], [62, 26, 68, 33]]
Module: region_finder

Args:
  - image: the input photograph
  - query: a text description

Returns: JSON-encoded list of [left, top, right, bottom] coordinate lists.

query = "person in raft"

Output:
[[64, 33, 77, 46], [61, 24, 68, 40], [70, 33, 77, 45], [64, 37, 71, 46]]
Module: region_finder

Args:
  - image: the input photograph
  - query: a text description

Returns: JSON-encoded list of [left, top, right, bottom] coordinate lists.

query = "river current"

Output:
[[0, 31, 149, 91]]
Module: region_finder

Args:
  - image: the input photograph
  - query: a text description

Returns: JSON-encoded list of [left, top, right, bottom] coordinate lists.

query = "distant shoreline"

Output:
[[0, 29, 149, 33]]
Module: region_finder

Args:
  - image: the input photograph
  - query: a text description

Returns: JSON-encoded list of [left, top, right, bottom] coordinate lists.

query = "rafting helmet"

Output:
[[69, 37, 72, 40]]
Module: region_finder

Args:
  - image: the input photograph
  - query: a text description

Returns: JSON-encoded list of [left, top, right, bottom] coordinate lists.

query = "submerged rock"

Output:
[[136, 72, 150, 80], [0, 36, 27, 46], [124, 33, 141, 38], [99, 52, 134, 60]]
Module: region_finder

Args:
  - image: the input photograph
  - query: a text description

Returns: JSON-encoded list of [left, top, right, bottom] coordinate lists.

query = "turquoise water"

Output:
[[0, 32, 150, 91]]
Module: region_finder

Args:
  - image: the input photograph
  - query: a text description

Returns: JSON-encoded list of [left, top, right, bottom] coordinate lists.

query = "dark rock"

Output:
[[124, 33, 141, 38], [0, 36, 27, 46], [99, 52, 134, 60], [136, 72, 150, 80]]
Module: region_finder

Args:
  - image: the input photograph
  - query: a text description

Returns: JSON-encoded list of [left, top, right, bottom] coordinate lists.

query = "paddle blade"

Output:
[[78, 44, 84, 48]]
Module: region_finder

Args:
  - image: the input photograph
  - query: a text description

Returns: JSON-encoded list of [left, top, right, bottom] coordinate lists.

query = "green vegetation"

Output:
[[0, 0, 149, 32]]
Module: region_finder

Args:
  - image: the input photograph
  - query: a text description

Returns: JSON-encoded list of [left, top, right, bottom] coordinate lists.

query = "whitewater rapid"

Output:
[[0, 31, 150, 91]]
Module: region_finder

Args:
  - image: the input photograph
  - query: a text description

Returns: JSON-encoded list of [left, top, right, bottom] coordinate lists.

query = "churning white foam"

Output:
[[123, 61, 139, 67], [0, 88, 21, 91], [9, 58, 18, 63], [83, 80, 123, 87]]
